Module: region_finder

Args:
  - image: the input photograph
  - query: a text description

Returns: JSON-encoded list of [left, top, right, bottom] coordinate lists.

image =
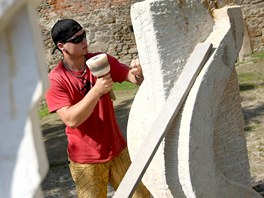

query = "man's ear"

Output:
[[57, 42, 65, 51]]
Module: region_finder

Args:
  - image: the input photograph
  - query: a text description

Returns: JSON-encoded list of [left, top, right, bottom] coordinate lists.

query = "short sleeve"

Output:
[[107, 54, 130, 83], [45, 74, 73, 113]]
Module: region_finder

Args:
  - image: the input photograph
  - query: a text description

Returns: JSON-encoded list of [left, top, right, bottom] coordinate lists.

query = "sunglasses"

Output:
[[66, 31, 86, 44]]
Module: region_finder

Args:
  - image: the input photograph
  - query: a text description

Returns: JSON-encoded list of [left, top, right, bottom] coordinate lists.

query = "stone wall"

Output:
[[38, 0, 139, 70], [37, 0, 263, 70], [241, 0, 264, 52]]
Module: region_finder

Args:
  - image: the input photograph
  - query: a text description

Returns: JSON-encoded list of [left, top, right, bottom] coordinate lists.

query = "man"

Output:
[[45, 19, 150, 197]]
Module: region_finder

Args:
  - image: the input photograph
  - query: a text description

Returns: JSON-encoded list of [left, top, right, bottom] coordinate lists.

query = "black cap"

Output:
[[51, 19, 83, 54]]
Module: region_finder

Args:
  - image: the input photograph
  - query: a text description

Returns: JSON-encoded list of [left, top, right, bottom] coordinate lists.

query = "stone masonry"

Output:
[[38, 0, 139, 69]]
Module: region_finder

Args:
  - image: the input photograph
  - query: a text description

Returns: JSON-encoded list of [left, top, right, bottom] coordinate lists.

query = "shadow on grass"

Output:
[[242, 103, 264, 133], [239, 83, 257, 92]]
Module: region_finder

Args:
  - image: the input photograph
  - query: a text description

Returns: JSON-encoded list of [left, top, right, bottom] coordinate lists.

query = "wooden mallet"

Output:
[[86, 53, 116, 101]]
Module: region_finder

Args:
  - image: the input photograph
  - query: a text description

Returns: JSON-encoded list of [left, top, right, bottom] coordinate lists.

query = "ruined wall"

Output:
[[37, 0, 263, 70]]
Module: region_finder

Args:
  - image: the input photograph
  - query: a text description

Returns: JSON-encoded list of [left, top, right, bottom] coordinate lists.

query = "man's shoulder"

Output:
[[48, 62, 64, 79]]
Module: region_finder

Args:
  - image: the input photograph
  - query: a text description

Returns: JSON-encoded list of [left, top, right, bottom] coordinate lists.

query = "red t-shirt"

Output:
[[45, 53, 130, 163]]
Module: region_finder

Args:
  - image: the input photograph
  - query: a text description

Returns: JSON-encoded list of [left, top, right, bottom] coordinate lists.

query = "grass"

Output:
[[38, 102, 49, 119], [251, 52, 264, 60], [236, 51, 264, 66], [238, 72, 264, 91], [113, 81, 138, 90], [237, 52, 264, 91]]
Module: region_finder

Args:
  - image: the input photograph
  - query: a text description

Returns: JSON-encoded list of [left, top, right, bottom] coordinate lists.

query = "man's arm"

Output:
[[57, 73, 113, 128]]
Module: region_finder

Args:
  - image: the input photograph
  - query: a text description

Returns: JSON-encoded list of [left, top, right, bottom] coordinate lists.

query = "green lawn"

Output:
[[236, 52, 264, 91], [113, 81, 138, 90], [38, 102, 50, 119]]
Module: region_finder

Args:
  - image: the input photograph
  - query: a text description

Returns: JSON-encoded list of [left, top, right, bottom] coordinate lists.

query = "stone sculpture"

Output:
[[0, 0, 48, 197], [114, 1, 262, 197]]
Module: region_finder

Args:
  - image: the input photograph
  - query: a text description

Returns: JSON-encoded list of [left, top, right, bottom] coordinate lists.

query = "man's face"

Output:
[[60, 30, 88, 57]]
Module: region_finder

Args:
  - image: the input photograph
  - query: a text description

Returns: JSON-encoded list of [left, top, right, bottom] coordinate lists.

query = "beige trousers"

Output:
[[69, 147, 150, 198]]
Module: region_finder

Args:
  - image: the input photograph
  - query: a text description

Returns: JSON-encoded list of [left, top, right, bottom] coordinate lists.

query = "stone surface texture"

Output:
[[128, 1, 212, 197], [0, 0, 48, 197], [126, 1, 261, 197]]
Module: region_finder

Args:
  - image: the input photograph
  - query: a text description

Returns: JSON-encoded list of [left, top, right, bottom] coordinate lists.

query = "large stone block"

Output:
[[125, 1, 261, 197], [127, 1, 213, 196]]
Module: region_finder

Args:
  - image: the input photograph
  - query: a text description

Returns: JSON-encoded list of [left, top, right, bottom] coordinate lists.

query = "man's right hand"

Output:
[[93, 73, 113, 96]]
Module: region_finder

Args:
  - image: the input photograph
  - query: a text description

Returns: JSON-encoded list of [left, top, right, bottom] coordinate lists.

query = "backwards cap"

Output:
[[51, 19, 83, 54]]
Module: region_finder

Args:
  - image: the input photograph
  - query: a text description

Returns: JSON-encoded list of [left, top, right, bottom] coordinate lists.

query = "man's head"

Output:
[[51, 19, 83, 54]]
